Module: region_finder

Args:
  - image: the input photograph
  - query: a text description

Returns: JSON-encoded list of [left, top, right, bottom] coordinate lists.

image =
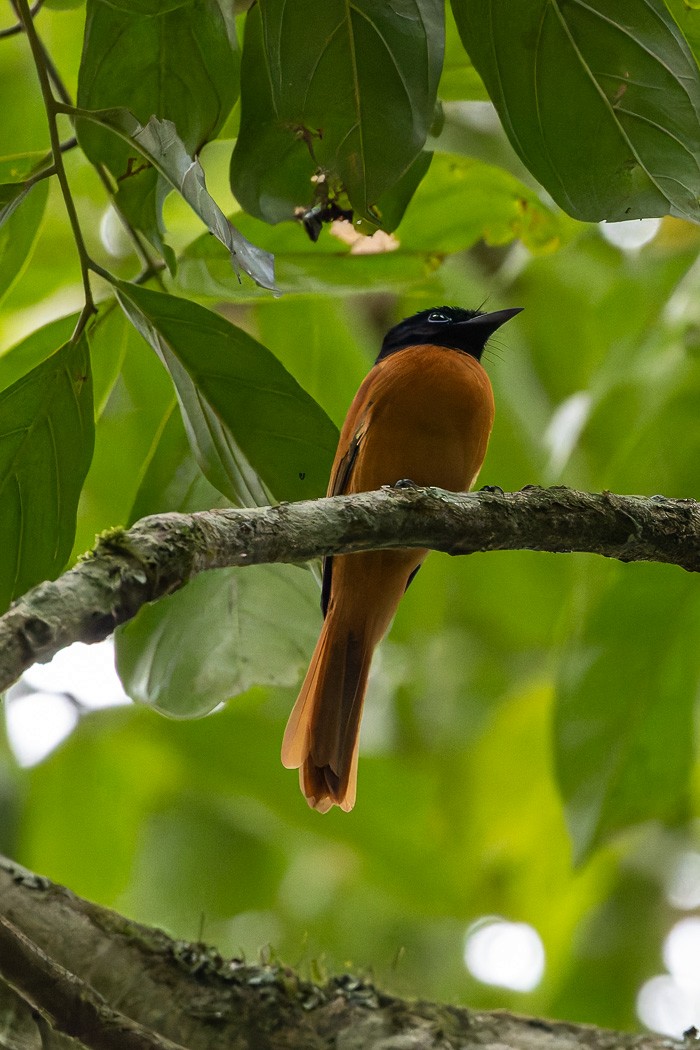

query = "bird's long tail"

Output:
[[281, 611, 375, 813]]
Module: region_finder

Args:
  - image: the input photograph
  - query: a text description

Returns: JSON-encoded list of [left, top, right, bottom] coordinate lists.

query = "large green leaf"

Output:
[[554, 565, 698, 862], [115, 564, 320, 717], [113, 282, 338, 505], [453, 0, 700, 222], [78, 0, 238, 162], [77, 0, 239, 264], [231, 0, 443, 224], [0, 335, 94, 612]]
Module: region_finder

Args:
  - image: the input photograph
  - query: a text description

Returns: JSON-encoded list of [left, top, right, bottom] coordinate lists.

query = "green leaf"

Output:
[[368, 151, 434, 234], [128, 401, 230, 522], [113, 282, 338, 505], [113, 169, 176, 275], [0, 154, 49, 306], [0, 313, 78, 394], [231, 0, 444, 224], [554, 565, 698, 862], [0, 152, 50, 226], [398, 152, 569, 253], [664, 0, 700, 59], [78, 0, 238, 161], [0, 335, 94, 612], [453, 0, 700, 222], [77, 0, 239, 264], [0, 153, 49, 184], [72, 307, 181, 556], [253, 297, 371, 430], [0, 182, 48, 305], [440, 5, 488, 101], [115, 564, 320, 717], [0, 183, 26, 227], [176, 220, 441, 299], [75, 107, 275, 289]]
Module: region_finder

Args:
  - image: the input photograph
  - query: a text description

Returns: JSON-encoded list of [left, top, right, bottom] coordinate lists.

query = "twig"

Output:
[[0, 0, 43, 38], [0, 486, 699, 693], [23, 161, 56, 188], [18, 136, 76, 187], [0, 916, 191, 1050], [14, 0, 96, 338], [15, 6, 164, 308], [93, 160, 166, 284]]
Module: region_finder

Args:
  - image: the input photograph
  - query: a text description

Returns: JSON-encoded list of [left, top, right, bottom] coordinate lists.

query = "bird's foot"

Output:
[[480, 484, 504, 495], [393, 478, 418, 489]]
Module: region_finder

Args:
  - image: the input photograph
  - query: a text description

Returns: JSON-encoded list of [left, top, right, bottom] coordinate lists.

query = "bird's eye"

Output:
[[427, 311, 450, 323]]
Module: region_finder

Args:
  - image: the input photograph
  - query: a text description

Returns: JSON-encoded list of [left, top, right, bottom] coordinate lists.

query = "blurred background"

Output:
[[3, 1, 700, 1039]]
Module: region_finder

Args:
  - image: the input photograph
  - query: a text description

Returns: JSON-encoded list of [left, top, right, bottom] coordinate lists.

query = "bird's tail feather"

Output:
[[281, 615, 373, 813]]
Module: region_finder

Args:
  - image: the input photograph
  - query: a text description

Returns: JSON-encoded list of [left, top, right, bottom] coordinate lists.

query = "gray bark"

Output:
[[1, 485, 699, 694], [0, 856, 682, 1050]]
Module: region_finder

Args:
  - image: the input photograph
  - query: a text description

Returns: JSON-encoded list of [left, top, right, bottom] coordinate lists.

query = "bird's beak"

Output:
[[458, 307, 524, 333]]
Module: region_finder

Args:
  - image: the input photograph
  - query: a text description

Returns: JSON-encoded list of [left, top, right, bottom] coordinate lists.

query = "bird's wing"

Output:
[[321, 415, 369, 616], [320, 366, 380, 617]]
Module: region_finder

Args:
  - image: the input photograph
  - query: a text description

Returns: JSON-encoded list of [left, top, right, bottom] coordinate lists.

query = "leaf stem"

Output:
[[14, 0, 96, 336], [24, 162, 57, 189], [87, 259, 117, 284]]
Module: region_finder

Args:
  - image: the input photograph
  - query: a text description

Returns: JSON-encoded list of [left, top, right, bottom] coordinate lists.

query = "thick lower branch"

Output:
[[0, 915, 188, 1050], [0, 855, 682, 1050], [0, 485, 698, 693]]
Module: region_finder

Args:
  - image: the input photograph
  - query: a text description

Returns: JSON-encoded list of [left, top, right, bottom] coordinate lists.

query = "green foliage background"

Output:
[[2, 0, 700, 1033]]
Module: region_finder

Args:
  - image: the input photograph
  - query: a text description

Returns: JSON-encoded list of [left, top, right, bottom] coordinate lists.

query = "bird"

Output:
[[281, 304, 522, 813]]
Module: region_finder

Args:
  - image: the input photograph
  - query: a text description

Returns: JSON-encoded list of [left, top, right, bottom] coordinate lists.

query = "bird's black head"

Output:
[[376, 305, 523, 364]]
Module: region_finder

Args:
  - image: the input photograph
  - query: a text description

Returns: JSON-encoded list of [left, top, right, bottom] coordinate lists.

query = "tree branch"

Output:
[[0, 854, 684, 1050], [0, 916, 189, 1050], [1, 485, 699, 693]]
